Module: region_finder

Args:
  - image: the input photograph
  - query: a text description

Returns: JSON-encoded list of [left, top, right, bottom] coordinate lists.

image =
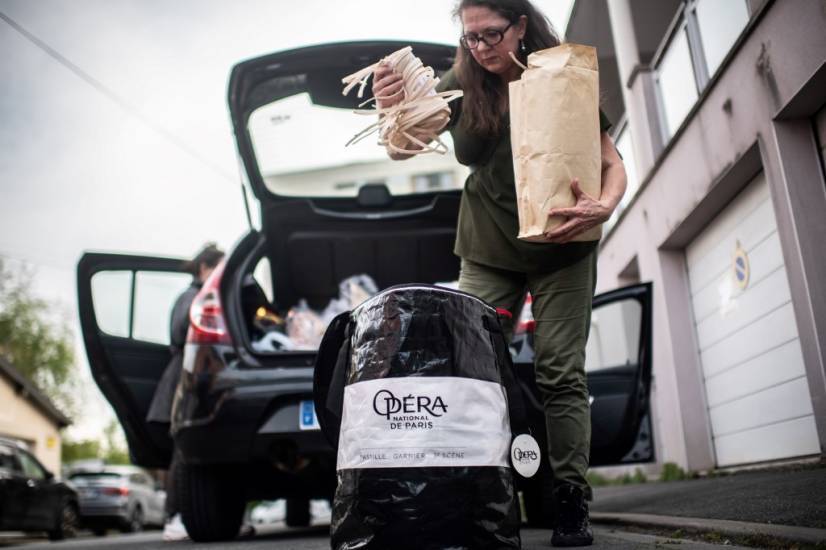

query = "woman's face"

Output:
[[460, 6, 526, 77]]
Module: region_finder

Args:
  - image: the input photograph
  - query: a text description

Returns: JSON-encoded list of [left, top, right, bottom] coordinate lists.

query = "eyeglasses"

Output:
[[459, 22, 514, 50]]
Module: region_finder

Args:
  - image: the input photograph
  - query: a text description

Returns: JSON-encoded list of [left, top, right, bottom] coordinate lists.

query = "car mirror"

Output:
[[44, 470, 54, 481]]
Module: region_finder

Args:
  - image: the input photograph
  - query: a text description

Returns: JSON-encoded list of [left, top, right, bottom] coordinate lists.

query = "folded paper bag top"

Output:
[[509, 43, 603, 243]]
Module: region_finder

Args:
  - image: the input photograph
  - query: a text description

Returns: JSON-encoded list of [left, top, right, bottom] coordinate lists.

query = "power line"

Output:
[[0, 10, 238, 184]]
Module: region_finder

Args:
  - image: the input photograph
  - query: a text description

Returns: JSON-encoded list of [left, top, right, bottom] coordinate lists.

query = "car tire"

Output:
[[121, 505, 144, 533], [522, 466, 555, 529], [285, 497, 311, 527], [47, 500, 79, 541], [178, 464, 245, 542], [92, 528, 107, 537]]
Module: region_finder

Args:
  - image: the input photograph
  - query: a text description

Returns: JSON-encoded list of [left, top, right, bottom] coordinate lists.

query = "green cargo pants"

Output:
[[458, 250, 597, 498]]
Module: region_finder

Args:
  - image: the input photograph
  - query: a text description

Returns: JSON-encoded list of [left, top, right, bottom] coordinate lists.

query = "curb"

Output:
[[591, 512, 826, 546]]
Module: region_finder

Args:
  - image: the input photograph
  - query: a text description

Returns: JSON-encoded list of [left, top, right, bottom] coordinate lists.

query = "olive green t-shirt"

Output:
[[436, 69, 612, 273]]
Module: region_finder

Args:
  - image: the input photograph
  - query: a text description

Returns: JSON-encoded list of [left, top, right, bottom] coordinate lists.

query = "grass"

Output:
[[587, 462, 694, 487], [587, 467, 649, 487]]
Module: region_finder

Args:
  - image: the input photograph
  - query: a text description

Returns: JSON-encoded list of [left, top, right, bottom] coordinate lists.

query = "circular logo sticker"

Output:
[[511, 434, 541, 478], [733, 240, 750, 290]]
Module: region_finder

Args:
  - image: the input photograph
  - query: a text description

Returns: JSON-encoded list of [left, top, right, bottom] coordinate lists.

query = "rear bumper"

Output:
[[78, 503, 130, 522], [172, 344, 334, 465]]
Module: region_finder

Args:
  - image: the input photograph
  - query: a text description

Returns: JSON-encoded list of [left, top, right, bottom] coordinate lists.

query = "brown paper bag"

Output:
[[509, 43, 603, 242]]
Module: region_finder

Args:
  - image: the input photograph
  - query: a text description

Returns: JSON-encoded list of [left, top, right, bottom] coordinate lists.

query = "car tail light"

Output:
[[101, 486, 129, 496], [187, 260, 232, 345], [514, 293, 536, 334]]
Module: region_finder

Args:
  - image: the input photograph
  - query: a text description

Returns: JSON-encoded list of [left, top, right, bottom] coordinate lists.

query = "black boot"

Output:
[[550, 484, 593, 547]]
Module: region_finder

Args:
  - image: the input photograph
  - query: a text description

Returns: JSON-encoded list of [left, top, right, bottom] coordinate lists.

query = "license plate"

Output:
[[299, 400, 320, 431]]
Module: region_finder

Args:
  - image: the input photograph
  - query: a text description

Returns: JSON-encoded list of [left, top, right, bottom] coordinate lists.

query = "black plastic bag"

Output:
[[314, 285, 528, 550]]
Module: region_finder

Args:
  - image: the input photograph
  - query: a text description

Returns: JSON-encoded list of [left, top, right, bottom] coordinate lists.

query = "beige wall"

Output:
[[0, 377, 63, 474]]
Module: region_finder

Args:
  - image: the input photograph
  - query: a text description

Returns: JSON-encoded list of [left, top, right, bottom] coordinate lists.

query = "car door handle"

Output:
[[588, 395, 595, 406], [26, 479, 35, 487]]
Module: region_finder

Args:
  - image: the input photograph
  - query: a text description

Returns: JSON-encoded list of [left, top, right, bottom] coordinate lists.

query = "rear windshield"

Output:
[[247, 92, 467, 198]]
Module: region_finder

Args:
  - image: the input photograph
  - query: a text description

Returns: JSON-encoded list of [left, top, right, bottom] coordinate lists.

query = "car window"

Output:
[[247, 91, 467, 198], [0, 445, 23, 475], [129, 472, 151, 486], [91, 270, 192, 344], [584, 298, 642, 373], [133, 272, 193, 344], [18, 451, 47, 480]]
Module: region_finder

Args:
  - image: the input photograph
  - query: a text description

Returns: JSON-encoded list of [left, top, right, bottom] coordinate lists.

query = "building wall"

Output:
[[597, 0, 826, 471], [0, 377, 62, 474]]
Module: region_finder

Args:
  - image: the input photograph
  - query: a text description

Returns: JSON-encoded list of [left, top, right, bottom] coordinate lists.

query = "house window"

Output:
[[654, 0, 751, 141], [656, 26, 699, 138], [615, 123, 640, 205], [605, 121, 640, 233], [694, 0, 750, 76]]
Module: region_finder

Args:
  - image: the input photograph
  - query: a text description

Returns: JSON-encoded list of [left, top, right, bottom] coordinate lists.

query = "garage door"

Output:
[[686, 173, 820, 467]]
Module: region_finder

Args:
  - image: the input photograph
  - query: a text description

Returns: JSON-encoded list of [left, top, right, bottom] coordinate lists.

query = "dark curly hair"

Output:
[[181, 243, 224, 276], [453, 0, 560, 136]]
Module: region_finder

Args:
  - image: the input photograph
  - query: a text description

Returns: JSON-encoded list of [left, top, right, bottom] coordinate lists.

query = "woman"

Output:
[[373, 1, 627, 546], [146, 243, 224, 542]]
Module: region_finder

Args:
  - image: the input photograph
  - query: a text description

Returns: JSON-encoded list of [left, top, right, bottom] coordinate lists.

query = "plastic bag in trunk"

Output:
[[314, 284, 533, 550]]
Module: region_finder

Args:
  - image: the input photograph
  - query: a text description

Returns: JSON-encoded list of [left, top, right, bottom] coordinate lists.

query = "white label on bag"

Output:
[[337, 377, 511, 470], [511, 434, 541, 478]]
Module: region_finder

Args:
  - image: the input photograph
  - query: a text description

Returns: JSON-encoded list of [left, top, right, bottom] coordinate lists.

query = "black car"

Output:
[[77, 40, 654, 542], [0, 438, 78, 540]]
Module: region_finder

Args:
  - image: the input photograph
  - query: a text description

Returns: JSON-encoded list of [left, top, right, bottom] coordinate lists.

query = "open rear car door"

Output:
[[78, 253, 192, 468]]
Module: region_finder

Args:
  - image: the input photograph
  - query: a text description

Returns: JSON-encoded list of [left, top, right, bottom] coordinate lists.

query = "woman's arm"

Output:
[[544, 131, 627, 243]]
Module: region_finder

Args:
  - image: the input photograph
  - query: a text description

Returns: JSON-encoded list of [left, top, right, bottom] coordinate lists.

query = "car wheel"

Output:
[[47, 501, 79, 541], [178, 463, 245, 542], [285, 497, 311, 527], [522, 466, 555, 529], [121, 506, 144, 533]]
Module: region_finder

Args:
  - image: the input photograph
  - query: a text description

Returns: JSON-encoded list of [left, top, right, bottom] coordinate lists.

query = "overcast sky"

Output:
[[0, 0, 573, 440]]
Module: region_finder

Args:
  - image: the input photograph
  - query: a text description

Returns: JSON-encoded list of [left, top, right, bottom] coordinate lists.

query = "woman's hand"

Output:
[[372, 62, 405, 110], [544, 179, 614, 243]]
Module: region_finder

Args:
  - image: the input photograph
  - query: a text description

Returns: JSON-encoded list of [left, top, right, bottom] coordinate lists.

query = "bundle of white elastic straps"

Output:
[[342, 46, 463, 156]]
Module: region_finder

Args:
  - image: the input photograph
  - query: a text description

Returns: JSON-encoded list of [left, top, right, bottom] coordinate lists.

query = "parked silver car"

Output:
[[69, 466, 165, 535]]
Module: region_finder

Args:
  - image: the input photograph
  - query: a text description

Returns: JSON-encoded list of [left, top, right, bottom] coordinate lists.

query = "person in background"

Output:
[[146, 243, 224, 542], [373, 0, 627, 546]]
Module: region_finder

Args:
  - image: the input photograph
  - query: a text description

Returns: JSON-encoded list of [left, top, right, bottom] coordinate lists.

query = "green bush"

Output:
[[587, 467, 648, 486], [659, 462, 689, 482]]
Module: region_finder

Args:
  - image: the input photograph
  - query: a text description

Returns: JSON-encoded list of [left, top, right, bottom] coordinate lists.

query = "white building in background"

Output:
[[264, 152, 469, 198], [568, 0, 826, 472]]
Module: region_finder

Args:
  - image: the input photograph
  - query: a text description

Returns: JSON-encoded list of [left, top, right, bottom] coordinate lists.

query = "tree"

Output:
[[62, 439, 102, 463], [62, 420, 130, 465], [0, 258, 78, 417], [102, 419, 130, 464]]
